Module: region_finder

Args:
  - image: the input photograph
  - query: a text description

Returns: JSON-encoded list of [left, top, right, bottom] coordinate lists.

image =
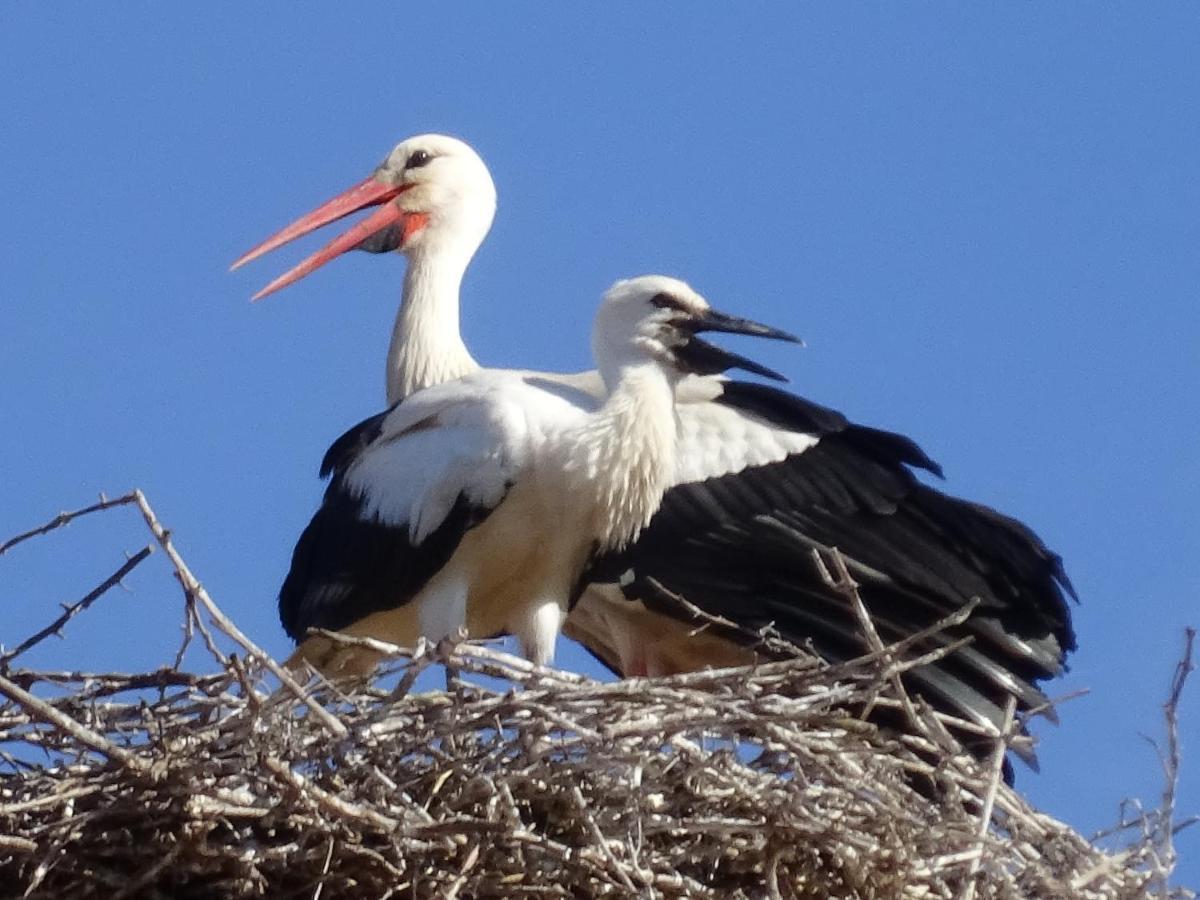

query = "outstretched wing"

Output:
[[583, 380, 1076, 753]]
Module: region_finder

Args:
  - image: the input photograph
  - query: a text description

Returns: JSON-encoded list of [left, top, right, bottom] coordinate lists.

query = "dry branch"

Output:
[[1, 544, 153, 669], [0, 492, 139, 556], [0, 492, 1194, 899]]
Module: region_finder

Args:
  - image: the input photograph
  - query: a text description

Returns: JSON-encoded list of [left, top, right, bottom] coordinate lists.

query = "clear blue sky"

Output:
[[2, 5, 1196, 884]]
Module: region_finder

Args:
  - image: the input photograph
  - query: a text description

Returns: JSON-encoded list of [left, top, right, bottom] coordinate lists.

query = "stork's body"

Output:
[[284, 372, 588, 675], [234, 134, 815, 677], [236, 135, 1076, 759], [281, 276, 797, 675]]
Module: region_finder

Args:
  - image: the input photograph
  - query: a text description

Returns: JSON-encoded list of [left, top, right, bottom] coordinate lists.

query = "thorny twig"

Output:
[[1, 544, 153, 670], [640, 573, 812, 660], [0, 492, 139, 556], [0, 672, 149, 775]]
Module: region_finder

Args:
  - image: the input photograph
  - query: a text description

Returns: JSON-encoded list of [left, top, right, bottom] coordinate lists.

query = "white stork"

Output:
[[234, 134, 1076, 761], [277, 275, 798, 675]]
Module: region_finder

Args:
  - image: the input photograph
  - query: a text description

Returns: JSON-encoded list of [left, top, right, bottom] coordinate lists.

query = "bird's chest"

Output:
[[460, 476, 592, 638]]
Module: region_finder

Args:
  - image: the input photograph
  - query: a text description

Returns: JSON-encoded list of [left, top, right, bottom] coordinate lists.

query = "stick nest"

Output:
[[0, 491, 1193, 899]]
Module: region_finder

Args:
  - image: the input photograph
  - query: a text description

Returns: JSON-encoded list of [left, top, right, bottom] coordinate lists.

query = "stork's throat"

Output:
[[577, 367, 677, 550], [387, 251, 478, 403]]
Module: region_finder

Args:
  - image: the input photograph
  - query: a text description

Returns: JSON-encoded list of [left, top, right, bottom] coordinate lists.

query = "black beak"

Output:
[[674, 308, 802, 382]]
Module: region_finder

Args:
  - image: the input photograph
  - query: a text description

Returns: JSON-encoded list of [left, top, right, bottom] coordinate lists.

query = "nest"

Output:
[[0, 491, 1193, 899]]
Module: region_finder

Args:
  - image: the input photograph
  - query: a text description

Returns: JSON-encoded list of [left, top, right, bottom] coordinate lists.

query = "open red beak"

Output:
[[231, 176, 412, 301]]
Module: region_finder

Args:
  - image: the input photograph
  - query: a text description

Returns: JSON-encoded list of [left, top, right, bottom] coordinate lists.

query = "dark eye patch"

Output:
[[405, 149, 434, 170], [650, 292, 687, 312]]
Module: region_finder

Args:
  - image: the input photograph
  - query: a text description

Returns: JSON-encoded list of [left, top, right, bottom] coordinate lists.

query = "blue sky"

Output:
[[1, 5, 1196, 884]]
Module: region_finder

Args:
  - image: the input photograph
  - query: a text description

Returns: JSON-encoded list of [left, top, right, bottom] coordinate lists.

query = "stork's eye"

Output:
[[405, 150, 434, 170], [650, 292, 687, 312]]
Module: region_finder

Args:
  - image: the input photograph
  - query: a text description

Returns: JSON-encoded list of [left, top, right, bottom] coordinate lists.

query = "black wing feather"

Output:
[[280, 410, 497, 643], [319, 408, 392, 478], [587, 380, 1076, 758]]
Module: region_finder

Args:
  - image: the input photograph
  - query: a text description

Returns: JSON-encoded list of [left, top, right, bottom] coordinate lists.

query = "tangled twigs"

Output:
[[0, 673, 150, 775], [0, 492, 1195, 899]]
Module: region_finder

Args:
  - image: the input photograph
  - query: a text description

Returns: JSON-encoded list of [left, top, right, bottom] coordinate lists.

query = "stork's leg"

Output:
[[416, 569, 469, 646], [516, 598, 566, 667]]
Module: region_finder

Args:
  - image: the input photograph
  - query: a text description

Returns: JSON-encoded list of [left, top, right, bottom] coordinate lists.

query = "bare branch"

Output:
[[129, 489, 347, 737], [961, 696, 1018, 900], [0, 492, 138, 556], [1, 544, 153, 670], [1153, 627, 1195, 897]]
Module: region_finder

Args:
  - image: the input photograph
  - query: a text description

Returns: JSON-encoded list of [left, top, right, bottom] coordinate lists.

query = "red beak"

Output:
[[231, 176, 411, 301]]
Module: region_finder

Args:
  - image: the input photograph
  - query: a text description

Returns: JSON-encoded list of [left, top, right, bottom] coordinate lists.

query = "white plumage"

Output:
[[237, 134, 1076, 760], [276, 275, 797, 674], [342, 373, 565, 541], [233, 134, 814, 489]]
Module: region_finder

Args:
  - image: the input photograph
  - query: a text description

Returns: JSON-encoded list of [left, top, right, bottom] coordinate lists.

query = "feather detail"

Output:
[[560, 366, 678, 550]]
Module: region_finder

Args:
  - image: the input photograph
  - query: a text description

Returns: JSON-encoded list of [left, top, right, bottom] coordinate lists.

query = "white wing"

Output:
[[279, 371, 592, 643], [342, 371, 589, 543], [530, 370, 819, 485], [672, 382, 819, 482]]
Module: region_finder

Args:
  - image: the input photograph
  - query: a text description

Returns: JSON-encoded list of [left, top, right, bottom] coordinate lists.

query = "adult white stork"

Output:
[[277, 276, 798, 675], [233, 134, 493, 402], [234, 134, 1076, 761]]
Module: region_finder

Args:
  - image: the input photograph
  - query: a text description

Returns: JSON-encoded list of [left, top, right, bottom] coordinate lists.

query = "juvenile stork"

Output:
[[279, 276, 798, 675], [235, 135, 1076, 760]]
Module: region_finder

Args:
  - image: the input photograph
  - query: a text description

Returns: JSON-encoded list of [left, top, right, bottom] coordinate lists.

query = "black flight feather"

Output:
[[586, 379, 1077, 766]]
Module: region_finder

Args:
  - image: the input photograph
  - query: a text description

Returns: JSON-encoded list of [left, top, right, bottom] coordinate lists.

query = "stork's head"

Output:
[[232, 134, 497, 300], [592, 275, 801, 388]]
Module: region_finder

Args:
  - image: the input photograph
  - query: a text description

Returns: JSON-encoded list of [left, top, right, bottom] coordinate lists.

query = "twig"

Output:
[[0, 492, 138, 556], [571, 784, 638, 892], [0, 672, 148, 775], [312, 836, 335, 900], [813, 547, 939, 746], [262, 755, 398, 831], [442, 842, 481, 900], [186, 596, 231, 669], [130, 489, 346, 737], [1154, 626, 1195, 896], [0, 835, 37, 853], [171, 596, 197, 671], [640, 574, 810, 659], [960, 696, 1017, 900], [1, 545, 153, 670], [0, 785, 99, 816], [229, 653, 264, 709]]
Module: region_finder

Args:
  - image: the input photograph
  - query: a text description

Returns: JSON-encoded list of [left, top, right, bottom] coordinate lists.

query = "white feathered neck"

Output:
[[560, 362, 677, 550], [386, 252, 480, 403]]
